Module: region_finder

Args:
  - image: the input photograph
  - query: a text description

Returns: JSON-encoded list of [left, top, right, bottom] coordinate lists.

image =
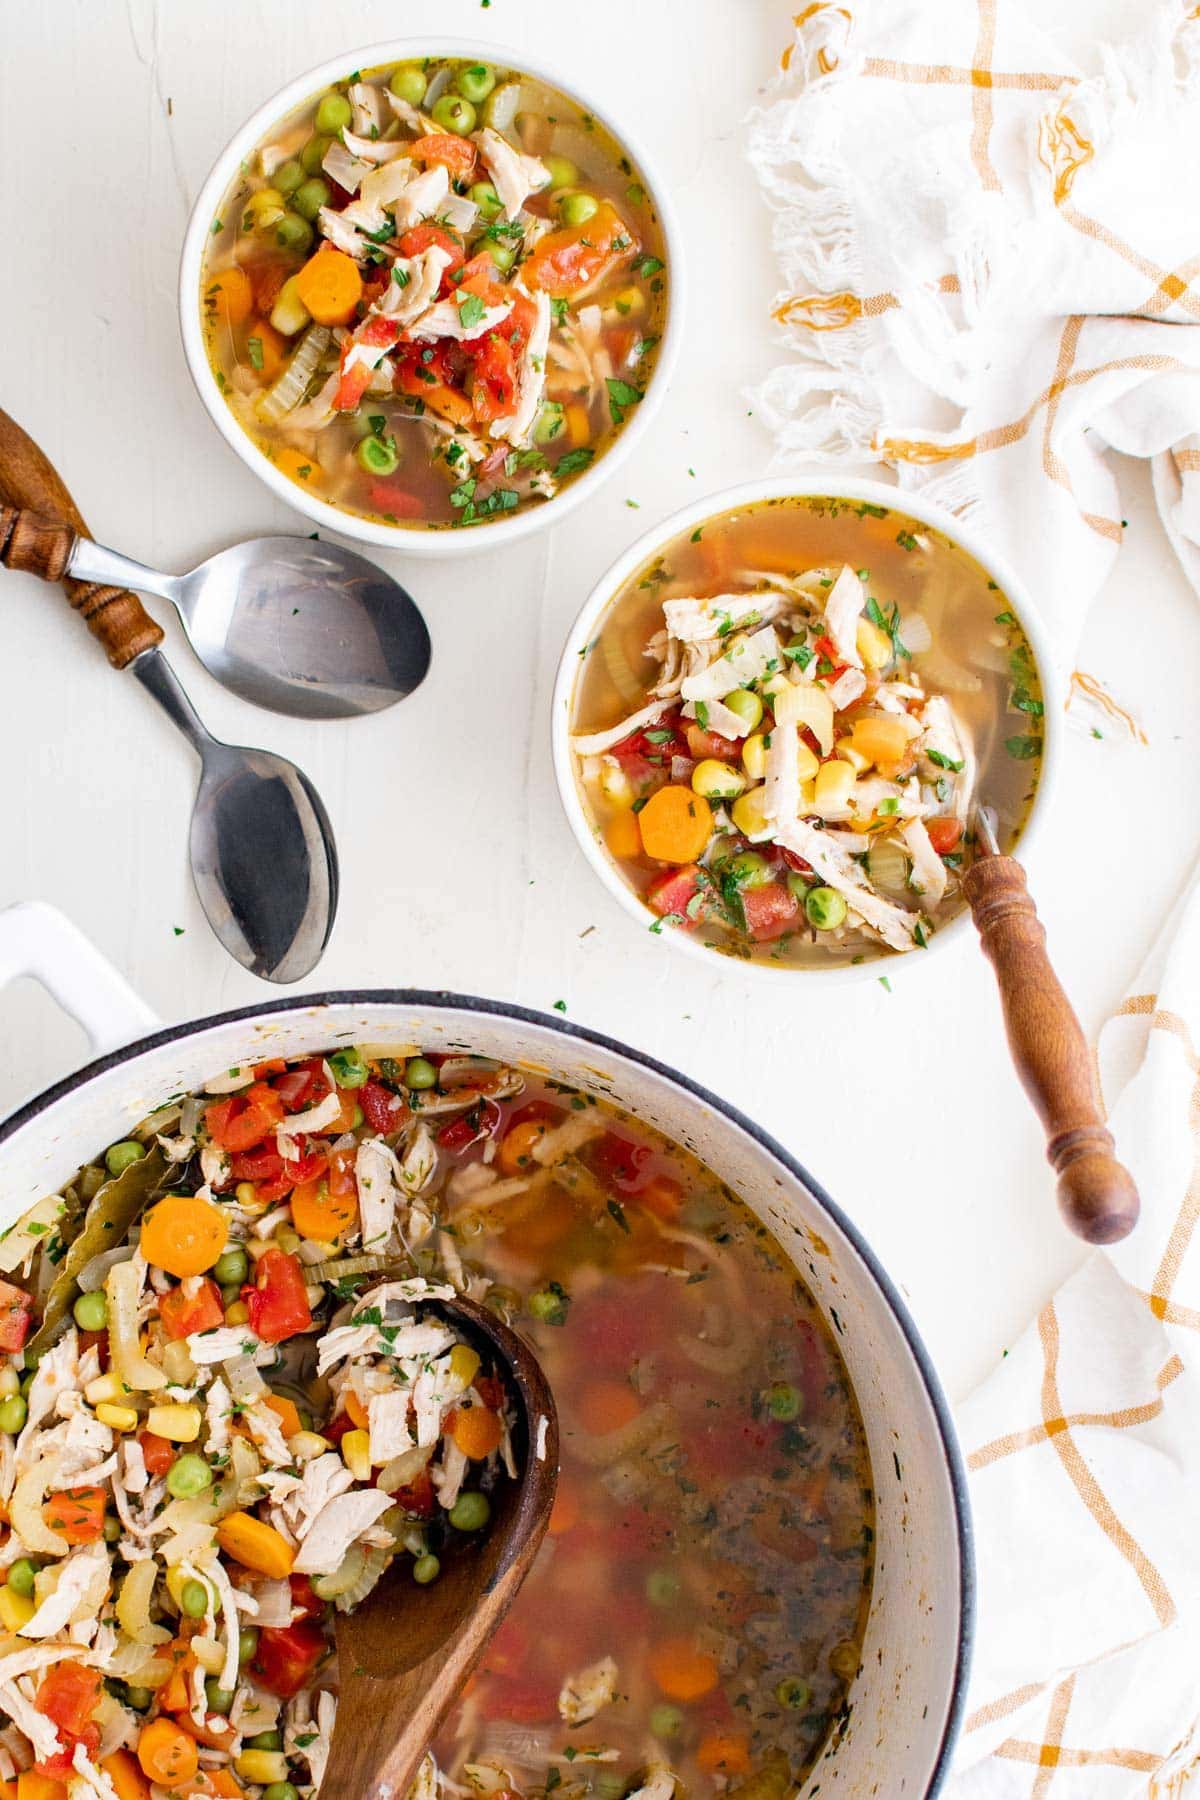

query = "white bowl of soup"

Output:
[[179, 40, 681, 552], [0, 908, 972, 1795], [553, 478, 1060, 982]]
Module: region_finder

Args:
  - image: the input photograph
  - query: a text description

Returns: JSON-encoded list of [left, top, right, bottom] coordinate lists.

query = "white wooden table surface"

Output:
[[2, 0, 1195, 1402]]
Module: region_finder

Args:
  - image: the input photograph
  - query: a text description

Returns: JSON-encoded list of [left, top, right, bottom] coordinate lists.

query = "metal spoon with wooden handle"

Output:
[[324, 1292, 558, 1800], [966, 808, 1139, 1244]]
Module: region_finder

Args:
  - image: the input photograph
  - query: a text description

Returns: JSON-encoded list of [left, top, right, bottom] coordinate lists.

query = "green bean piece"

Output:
[[292, 178, 331, 223], [105, 1141, 146, 1178], [805, 886, 848, 930], [469, 181, 503, 222], [299, 135, 331, 175], [455, 63, 496, 105], [275, 212, 314, 253], [166, 1453, 213, 1500], [314, 92, 353, 136], [431, 94, 477, 135], [356, 435, 400, 477], [274, 160, 305, 197], [389, 66, 427, 105]]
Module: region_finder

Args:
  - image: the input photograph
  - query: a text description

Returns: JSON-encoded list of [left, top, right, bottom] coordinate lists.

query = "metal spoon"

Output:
[[326, 1291, 558, 1800], [61, 530, 432, 720], [0, 409, 338, 982]]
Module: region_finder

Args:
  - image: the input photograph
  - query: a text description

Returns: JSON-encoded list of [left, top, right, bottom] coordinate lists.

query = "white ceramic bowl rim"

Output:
[[178, 36, 685, 556], [0, 985, 977, 1794], [552, 474, 1063, 986]]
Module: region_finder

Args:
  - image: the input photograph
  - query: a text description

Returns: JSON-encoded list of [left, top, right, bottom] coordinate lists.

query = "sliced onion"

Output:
[[311, 1545, 367, 1601], [107, 1261, 167, 1391], [332, 1543, 392, 1613], [866, 839, 911, 895], [438, 1057, 503, 1089], [222, 1354, 267, 1404], [76, 1245, 134, 1294], [309, 1254, 392, 1284], [898, 613, 932, 654], [377, 1444, 433, 1495]]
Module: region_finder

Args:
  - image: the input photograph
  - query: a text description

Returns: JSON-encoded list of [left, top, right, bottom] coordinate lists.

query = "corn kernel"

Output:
[[691, 759, 747, 801], [160, 1340, 197, 1387], [146, 1403, 203, 1444], [0, 1585, 34, 1631], [244, 188, 286, 229], [236, 1751, 289, 1786], [795, 741, 821, 784], [837, 741, 871, 774], [290, 1431, 332, 1461], [341, 1428, 372, 1481], [85, 1371, 128, 1407], [814, 759, 855, 817], [612, 285, 646, 317], [191, 1635, 225, 1674], [856, 616, 893, 671], [742, 734, 767, 781], [730, 786, 771, 838], [449, 1345, 481, 1389], [95, 1403, 139, 1432], [224, 1302, 250, 1327], [0, 1368, 20, 1400], [758, 671, 790, 700], [235, 1181, 265, 1212]]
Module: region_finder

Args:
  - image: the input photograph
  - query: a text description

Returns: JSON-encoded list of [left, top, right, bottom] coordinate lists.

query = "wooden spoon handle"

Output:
[[964, 853, 1139, 1244], [0, 407, 163, 668]]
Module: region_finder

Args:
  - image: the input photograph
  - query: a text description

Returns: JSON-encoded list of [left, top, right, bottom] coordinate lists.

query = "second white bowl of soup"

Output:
[[553, 479, 1060, 983], [179, 40, 681, 552]]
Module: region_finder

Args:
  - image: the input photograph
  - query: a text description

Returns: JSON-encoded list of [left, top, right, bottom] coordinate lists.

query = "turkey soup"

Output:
[[570, 496, 1045, 967], [199, 55, 668, 532]]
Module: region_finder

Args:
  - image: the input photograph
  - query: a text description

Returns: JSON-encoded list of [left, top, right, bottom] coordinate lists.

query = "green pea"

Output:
[[166, 1453, 213, 1500], [329, 1047, 370, 1089], [0, 1396, 27, 1435], [275, 212, 314, 254], [105, 1141, 146, 1178], [723, 688, 763, 730], [389, 66, 427, 105], [448, 1491, 490, 1532], [292, 178, 331, 223], [455, 63, 496, 105], [412, 1553, 441, 1585], [6, 1558, 37, 1598], [829, 1640, 860, 1680], [213, 1246, 249, 1288], [469, 181, 503, 222], [528, 1286, 568, 1326], [557, 192, 599, 228], [645, 1568, 680, 1607], [103, 1515, 122, 1544], [727, 851, 771, 890], [785, 871, 811, 903], [543, 154, 578, 191], [275, 159, 305, 197], [299, 134, 331, 176], [179, 1578, 209, 1619], [483, 239, 517, 274], [239, 1626, 260, 1663], [765, 1382, 801, 1421], [533, 402, 565, 446], [431, 94, 477, 135], [355, 435, 399, 477], [72, 1290, 108, 1332], [125, 1686, 153, 1712], [775, 1676, 811, 1710], [264, 1787, 301, 1800], [649, 1703, 683, 1739], [314, 91, 353, 136], [205, 1678, 236, 1716], [805, 886, 848, 931], [247, 1731, 283, 1752], [404, 1057, 438, 1091]]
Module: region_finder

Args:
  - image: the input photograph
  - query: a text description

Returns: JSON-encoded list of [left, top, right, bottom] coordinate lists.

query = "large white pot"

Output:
[[0, 902, 974, 1796]]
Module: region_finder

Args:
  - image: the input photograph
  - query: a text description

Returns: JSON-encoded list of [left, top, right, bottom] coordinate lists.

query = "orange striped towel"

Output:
[[749, 0, 1200, 722]]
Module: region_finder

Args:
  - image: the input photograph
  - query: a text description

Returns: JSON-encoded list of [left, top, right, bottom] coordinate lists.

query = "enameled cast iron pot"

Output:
[[0, 901, 974, 1796]]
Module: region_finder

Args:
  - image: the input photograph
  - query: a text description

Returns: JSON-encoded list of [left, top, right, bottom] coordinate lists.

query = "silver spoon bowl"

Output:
[[68, 533, 432, 720]]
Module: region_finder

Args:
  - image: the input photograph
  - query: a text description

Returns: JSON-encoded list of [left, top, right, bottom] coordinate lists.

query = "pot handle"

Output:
[[0, 901, 159, 1055]]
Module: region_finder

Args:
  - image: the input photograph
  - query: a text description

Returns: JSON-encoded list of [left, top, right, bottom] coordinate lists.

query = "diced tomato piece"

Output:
[[646, 864, 704, 922], [926, 816, 964, 855], [585, 1132, 651, 1193], [139, 1431, 176, 1477], [205, 1083, 284, 1154], [243, 1249, 312, 1344], [247, 260, 290, 316], [478, 1675, 560, 1723], [76, 1327, 108, 1369], [323, 1411, 354, 1447], [253, 1059, 288, 1078], [272, 1058, 331, 1114], [160, 1278, 225, 1341], [637, 1173, 684, 1220], [611, 707, 686, 763], [252, 1620, 327, 1698], [685, 725, 741, 762], [467, 330, 518, 423], [358, 315, 401, 349], [366, 480, 425, 517], [391, 1466, 435, 1519], [288, 1574, 325, 1620], [523, 199, 638, 297], [398, 223, 466, 289], [393, 346, 475, 429], [812, 635, 849, 680], [408, 133, 477, 178], [741, 881, 801, 943], [779, 846, 813, 875], [0, 1279, 34, 1352], [437, 1098, 502, 1153], [229, 1145, 285, 1184], [359, 1079, 410, 1136], [36, 1660, 102, 1738], [473, 1373, 505, 1410]]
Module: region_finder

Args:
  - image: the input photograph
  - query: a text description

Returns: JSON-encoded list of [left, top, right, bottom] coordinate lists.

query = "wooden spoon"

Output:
[[965, 808, 1139, 1244], [324, 1293, 559, 1800]]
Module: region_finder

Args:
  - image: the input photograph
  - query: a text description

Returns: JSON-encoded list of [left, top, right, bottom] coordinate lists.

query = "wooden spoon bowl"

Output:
[[324, 1293, 559, 1800]]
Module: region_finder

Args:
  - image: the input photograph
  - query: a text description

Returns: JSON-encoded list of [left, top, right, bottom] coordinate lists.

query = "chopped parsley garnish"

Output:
[[637, 256, 664, 278], [1005, 735, 1041, 760], [556, 447, 594, 476], [606, 377, 643, 425], [458, 292, 487, 330], [926, 749, 964, 772]]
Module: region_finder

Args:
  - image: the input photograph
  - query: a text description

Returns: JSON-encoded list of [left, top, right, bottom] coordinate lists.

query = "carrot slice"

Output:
[[294, 244, 364, 326], [137, 1719, 198, 1787], [636, 786, 713, 865], [203, 267, 253, 328], [263, 1393, 303, 1439], [290, 1174, 358, 1244], [139, 1196, 228, 1277], [577, 1380, 641, 1437], [647, 1637, 721, 1701], [451, 1407, 503, 1460], [696, 1733, 751, 1775]]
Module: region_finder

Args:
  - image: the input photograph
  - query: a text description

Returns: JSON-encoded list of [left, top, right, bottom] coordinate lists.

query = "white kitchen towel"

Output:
[[747, 2, 1200, 1792]]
